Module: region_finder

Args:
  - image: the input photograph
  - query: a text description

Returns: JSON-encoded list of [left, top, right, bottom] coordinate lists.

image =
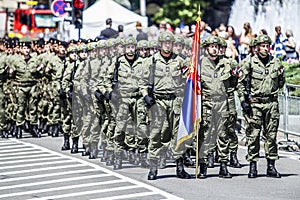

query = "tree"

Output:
[[152, 0, 210, 27]]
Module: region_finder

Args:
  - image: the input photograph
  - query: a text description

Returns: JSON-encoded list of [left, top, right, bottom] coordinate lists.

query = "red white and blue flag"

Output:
[[176, 17, 202, 150]]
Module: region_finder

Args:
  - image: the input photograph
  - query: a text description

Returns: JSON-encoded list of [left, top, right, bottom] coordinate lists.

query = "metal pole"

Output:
[[78, 28, 81, 39], [283, 84, 289, 141], [140, 0, 146, 16]]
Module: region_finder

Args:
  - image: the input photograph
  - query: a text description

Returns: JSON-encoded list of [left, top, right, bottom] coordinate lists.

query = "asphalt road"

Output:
[[1, 134, 300, 200]]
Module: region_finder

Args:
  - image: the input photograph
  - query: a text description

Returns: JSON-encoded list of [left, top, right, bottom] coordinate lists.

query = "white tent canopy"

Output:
[[69, 0, 148, 39]]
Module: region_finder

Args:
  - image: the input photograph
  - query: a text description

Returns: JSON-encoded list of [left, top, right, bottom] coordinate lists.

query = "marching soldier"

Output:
[[9, 41, 41, 138], [197, 36, 236, 179], [141, 31, 191, 180]]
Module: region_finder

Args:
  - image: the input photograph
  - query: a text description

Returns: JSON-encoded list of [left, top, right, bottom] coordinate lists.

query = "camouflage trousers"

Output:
[[246, 101, 279, 162]]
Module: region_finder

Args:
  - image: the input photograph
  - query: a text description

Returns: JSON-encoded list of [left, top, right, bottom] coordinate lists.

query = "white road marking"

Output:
[[0, 179, 127, 198], [7, 139, 184, 200], [90, 191, 158, 200]]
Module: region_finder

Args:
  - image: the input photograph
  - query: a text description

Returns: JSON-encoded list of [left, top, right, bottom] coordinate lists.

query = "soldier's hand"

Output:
[[104, 91, 110, 101], [58, 89, 66, 98], [241, 101, 252, 117], [144, 95, 154, 107], [110, 91, 120, 101], [67, 90, 73, 99], [94, 90, 104, 102]]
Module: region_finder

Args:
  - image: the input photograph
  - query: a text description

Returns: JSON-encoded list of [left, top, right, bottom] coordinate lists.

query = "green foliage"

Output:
[[283, 61, 300, 96], [152, 0, 210, 26], [283, 62, 300, 85]]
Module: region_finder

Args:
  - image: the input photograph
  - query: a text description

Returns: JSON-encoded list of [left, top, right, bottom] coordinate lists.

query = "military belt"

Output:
[[15, 81, 37, 87], [250, 95, 278, 103], [123, 91, 142, 98], [210, 95, 227, 102], [155, 93, 176, 100]]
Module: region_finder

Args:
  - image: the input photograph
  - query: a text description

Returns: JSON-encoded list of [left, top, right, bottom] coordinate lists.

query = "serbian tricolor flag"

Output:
[[176, 16, 202, 151]]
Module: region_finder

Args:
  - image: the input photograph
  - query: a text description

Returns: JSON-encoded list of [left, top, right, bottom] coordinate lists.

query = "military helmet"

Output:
[[123, 36, 137, 46], [137, 40, 148, 49], [202, 36, 220, 47], [219, 38, 227, 47], [174, 34, 185, 44], [249, 37, 258, 47], [158, 31, 175, 42], [115, 37, 124, 45], [106, 38, 117, 48], [149, 40, 158, 48], [88, 42, 97, 50], [78, 43, 88, 52], [67, 45, 77, 53], [97, 40, 106, 48], [257, 34, 271, 45]]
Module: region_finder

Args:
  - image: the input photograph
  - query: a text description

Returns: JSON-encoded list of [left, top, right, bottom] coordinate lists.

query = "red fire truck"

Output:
[[7, 7, 57, 38]]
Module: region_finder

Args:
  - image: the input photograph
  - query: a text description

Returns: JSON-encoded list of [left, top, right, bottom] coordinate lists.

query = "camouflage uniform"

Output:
[[238, 35, 284, 178]]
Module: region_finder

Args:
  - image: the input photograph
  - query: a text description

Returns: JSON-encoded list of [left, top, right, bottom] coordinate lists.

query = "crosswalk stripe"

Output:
[[0, 173, 111, 190], [0, 153, 53, 161], [91, 191, 158, 200], [0, 143, 23, 149], [0, 159, 77, 170], [0, 163, 86, 175], [0, 168, 98, 183], [8, 139, 184, 200], [0, 146, 33, 153], [0, 150, 43, 157], [0, 179, 127, 198], [26, 185, 143, 200], [0, 156, 63, 164]]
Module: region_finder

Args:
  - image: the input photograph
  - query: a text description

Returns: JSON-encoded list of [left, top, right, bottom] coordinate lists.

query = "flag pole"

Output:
[[195, 4, 201, 179]]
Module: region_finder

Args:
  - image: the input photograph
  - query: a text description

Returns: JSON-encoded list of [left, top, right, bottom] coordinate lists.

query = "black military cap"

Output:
[[78, 38, 87, 44], [69, 39, 77, 45], [21, 41, 31, 48], [58, 40, 69, 48]]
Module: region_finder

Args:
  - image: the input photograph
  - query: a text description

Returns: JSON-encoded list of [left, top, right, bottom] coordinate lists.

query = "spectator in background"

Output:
[[284, 29, 298, 61], [272, 25, 286, 58], [136, 21, 148, 41], [118, 25, 126, 39], [226, 25, 239, 51], [239, 22, 254, 61], [259, 29, 268, 35], [159, 20, 167, 33], [100, 18, 118, 39], [200, 21, 211, 41]]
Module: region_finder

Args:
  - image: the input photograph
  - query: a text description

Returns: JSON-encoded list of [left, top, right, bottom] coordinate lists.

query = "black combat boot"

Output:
[[16, 125, 22, 139], [31, 124, 41, 138], [219, 162, 232, 178], [82, 144, 91, 156], [89, 143, 98, 159], [207, 152, 214, 168], [176, 157, 191, 179], [140, 152, 150, 168], [71, 137, 79, 154], [248, 161, 258, 178], [106, 151, 114, 166], [61, 134, 70, 151], [148, 160, 158, 180], [47, 125, 53, 136], [1, 130, 8, 138], [51, 124, 59, 137], [198, 163, 208, 179], [229, 153, 242, 168], [183, 149, 194, 168], [113, 153, 122, 170], [266, 159, 281, 178], [11, 123, 17, 137], [42, 119, 48, 134]]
